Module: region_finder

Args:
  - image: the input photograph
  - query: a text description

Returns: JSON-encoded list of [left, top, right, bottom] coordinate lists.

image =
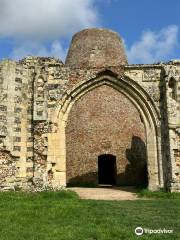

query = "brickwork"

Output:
[[0, 28, 179, 191], [66, 28, 128, 68], [66, 85, 147, 186]]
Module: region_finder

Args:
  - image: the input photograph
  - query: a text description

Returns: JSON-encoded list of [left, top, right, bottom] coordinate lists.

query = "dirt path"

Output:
[[68, 186, 138, 200]]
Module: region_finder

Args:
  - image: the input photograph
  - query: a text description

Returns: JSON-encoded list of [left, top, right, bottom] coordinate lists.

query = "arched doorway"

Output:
[[49, 74, 162, 190], [98, 154, 117, 185], [65, 85, 148, 187]]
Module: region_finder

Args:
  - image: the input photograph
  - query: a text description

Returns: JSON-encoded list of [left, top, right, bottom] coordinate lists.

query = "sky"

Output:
[[0, 0, 179, 64]]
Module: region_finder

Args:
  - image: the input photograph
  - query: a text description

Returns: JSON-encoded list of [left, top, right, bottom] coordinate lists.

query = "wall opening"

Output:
[[168, 77, 177, 100], [98, 154, 117, 185]]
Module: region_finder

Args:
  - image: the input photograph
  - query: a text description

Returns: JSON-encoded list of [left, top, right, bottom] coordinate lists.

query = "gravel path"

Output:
[[68, 186, 138, 200]]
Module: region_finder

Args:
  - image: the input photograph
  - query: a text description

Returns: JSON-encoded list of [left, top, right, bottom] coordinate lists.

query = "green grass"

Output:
[[0, 190, 179, 240], [137, 188, 180, 199]]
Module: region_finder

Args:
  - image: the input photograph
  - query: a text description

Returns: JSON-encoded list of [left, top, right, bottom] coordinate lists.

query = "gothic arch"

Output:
[[48, 73, 164, 190]]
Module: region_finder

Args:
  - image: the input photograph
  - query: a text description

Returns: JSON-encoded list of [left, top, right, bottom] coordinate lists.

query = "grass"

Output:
[[137, 188, 180, 199], [0, 190, 179, 240]]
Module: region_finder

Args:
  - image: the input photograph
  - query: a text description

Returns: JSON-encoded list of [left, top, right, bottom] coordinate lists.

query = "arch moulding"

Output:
[[47, 73, 164, 190]]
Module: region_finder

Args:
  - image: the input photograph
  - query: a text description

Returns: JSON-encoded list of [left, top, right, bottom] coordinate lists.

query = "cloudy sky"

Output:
[[0, 0, 179, 64]]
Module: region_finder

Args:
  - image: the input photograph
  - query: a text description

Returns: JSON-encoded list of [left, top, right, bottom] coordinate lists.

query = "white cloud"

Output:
[[10, 40, 67, 61], [0, 0, 98, 40], [0, 0, 99, 61], [127, 25, 179, 64]]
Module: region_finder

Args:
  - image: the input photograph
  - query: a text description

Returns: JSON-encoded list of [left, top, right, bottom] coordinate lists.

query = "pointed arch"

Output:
[[48, 73, 164, 190]]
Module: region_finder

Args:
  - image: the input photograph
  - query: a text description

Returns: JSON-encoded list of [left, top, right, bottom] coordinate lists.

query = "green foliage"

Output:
[[0, 191, 179, 240]]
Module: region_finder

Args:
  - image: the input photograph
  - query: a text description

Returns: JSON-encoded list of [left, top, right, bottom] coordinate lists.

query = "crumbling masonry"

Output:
[[0, 28, 179, 191]]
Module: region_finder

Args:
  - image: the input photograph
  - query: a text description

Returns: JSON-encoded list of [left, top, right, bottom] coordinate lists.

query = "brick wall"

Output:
[[66, 85, 147, 186]]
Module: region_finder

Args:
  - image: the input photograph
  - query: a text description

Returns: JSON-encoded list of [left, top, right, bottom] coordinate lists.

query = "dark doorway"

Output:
[[98, 154, 116, 185]]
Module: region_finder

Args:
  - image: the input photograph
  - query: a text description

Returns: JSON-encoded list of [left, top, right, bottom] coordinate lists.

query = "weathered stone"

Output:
[[0, 28, 179, 192]]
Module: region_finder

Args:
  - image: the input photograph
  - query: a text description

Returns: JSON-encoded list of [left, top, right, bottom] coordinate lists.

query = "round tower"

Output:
[[65, 28, 128, 68]]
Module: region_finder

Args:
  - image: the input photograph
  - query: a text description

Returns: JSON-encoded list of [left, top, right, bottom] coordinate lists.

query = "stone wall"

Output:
[[164, 62, 180, 191], [0, 28, 179, 191]]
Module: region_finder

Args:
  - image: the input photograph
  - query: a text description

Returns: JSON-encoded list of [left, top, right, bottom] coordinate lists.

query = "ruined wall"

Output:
[[125, 62, 180, 191], [0, 27, 179, 191], [164, 62, 180, 191], [0, 59, 33, 190], [0, 57, 179, 191], [0, 57, 68, 190], [66, 84, 147, 186], [0, 56, 179, 191]]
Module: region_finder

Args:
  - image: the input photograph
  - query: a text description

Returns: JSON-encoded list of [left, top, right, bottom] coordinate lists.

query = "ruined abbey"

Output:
[[0, 28, 179, 191]]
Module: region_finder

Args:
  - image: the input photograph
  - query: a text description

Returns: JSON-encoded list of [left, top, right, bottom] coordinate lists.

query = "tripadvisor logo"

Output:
[[135, 226, 173, 235], [135, 227, 143, 236]]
